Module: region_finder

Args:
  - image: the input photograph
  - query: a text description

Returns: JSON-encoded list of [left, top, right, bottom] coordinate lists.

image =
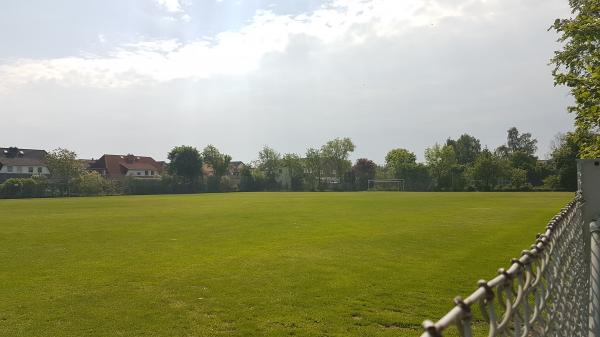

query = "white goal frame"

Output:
[[367, 179, 405, 191]]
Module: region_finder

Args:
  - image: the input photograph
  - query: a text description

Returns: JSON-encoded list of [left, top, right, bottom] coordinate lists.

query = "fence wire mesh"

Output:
[[420, 196, 588, 337]]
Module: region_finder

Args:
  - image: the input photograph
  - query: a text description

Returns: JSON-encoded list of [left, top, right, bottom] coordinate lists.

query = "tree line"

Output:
[[232, 127, 577, 192], [0, 127, 579, 199]]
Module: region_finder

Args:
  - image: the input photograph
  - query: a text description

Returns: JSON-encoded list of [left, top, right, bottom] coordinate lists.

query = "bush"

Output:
[[72, 171, 109, 196], [0, 178, 47, 199], [125, 178, 168, 195], [205, 176, 220, 192], [219, 176, 237, 192]]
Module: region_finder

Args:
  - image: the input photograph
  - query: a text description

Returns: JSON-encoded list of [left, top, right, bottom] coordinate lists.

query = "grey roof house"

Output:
[[0, 147, 50, 182]]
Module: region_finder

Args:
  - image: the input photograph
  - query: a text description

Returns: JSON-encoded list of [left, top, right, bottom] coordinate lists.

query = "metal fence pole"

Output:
[[578, 159, 600, 337], [591, 220, 600, 337]]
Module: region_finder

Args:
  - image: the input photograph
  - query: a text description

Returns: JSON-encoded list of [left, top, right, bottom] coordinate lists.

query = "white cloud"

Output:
[[155, 0, 183, 13], [0, 0, 573, 162], [0, 0, 465, 91]]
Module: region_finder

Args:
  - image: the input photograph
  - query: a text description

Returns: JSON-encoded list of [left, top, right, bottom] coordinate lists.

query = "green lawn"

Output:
[[0, 192, 572, 337]]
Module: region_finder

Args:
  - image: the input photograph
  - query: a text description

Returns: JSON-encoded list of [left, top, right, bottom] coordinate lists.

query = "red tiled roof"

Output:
[[89, 154, 163, 178]]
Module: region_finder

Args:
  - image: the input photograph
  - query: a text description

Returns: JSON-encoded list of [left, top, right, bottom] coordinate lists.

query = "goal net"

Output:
[[367, 179, 405, 191]]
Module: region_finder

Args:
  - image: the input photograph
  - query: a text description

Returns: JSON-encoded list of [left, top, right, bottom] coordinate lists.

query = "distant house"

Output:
[[88, 154, 163, 179], [226, 161, 245, 187], [0, 147, 50, 182], [203, 161, 245, 178], [202, 163, 215, 177], [228, 161, 245, 177]]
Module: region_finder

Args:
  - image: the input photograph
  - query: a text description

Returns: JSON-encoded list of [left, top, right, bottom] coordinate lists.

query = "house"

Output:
[[88, 154, 163, 179], [228, 161, 245, 177], [0, 147, 50, 182], [202, 163, 215, 177], [226, 161, 245, 187]]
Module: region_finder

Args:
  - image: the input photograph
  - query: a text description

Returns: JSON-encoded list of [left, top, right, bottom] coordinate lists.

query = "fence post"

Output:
[[579, 159, 600, 337]]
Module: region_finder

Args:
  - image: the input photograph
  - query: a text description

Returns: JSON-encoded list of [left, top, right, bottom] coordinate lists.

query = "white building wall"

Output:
[[0, 165, 50, 175], [125, 169, 159, 177]]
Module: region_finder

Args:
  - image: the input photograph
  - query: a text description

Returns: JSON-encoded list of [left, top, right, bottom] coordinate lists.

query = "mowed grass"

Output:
[[0, 192, 572, 337]]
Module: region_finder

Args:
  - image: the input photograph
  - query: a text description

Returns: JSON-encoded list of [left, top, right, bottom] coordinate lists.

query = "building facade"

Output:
[[0, 147, 50, 182], [88, 154, 163, 179]]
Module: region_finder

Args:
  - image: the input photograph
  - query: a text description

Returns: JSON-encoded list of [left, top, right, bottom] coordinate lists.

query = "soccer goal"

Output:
[[367, 179, 405, 191]]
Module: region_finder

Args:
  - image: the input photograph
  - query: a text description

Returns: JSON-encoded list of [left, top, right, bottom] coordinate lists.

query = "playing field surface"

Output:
[[0, 192, 573, 337]]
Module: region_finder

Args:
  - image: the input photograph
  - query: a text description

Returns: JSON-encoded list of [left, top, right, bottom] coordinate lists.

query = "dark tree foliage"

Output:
[[352, 158, 377, 190], [446, 134, 481, 165], [385, 148, 431, 191], [471, 149, 504, 191], [167, 146, 203, 191], [496, 127, 538, 157], [550, 133, 580, 190]]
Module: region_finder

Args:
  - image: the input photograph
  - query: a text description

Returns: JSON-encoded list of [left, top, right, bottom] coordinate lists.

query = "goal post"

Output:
[[367, 179, 405, 191]]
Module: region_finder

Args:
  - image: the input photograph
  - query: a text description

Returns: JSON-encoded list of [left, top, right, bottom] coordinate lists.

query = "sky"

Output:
[[0, 0, 575, 163]]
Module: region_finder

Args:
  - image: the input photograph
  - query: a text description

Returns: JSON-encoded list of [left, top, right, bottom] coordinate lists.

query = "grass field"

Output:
[[0, 192, 573, 337]]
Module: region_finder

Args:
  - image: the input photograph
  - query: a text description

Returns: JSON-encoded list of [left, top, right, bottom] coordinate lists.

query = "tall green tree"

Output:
[[425, 144, 457, 190], [385, 148, 417, 173], [496, 127, 538, 158], [45, 148, 84, 196], [202, 145, 232, 178], [257, 146, 281, 189], [281, 153, 304, 191], [320, 137, 355, 183], [167, 146, 203, 190], [446, 134, 481, 165], [304, 148, 323, 191], [551, 1, 600, 157], [496, 127, 539, 186], [352, 158, 377, 191], [469, 149, 504, 191], [384, 148, 430, 191], [202, 145, 232, 191], [549, 132, 580, 190]]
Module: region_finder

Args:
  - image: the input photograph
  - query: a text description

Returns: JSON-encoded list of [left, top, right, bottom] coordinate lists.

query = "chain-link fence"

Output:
[[420, 196, 588, 337]]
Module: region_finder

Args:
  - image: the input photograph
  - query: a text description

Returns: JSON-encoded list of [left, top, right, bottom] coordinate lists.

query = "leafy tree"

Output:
[[202, 145, 232, 192], [167, 146, 202, 190], [549, 132, 580, 190], [281, 153, 304, 191], [202, 145, 232, 179], [496, 127, 538, 157], [550, 1, 600, 157], [352, 158, 377, 190], [495, 127, 539, 185], [72, 171, 108, 196], [304, 148, 324, 191], [469, 149, 504, 191], [257, 146, 281, 189], [320, 137, 355, 183], [510, 168, 530, 190], [45, 148, 84, 196], [385, 148, 417, 172], [425, 144, 457, 190], [446, 134, 481, 165], [384, 148, 430, 191]]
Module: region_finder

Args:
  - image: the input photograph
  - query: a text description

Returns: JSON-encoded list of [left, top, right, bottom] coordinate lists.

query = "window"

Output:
[[150, 170, 154, 176], [137, 172, 141, 176], [28, 167, 34, 173], [16, 166, 22, 173], [7, 166, 13, 173], [145, 170, 149, 176], [37, 167, 42, 173]]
